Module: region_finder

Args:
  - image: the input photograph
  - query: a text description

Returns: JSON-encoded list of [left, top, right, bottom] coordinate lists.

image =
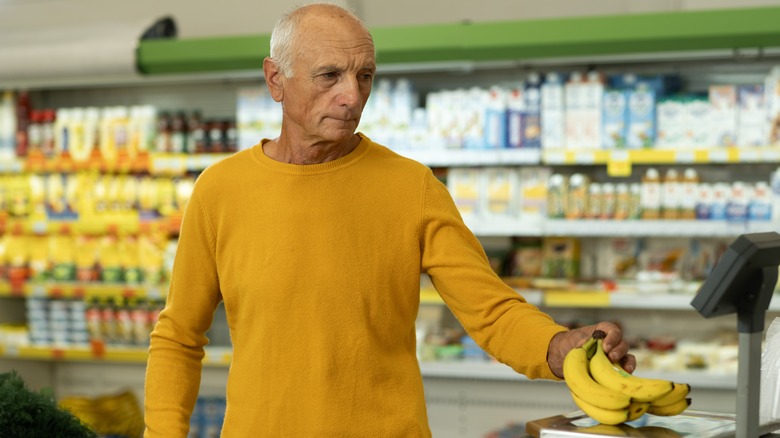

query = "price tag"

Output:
[[740, 149, 760, 162], [607, 154, 632, 177], [709, 149, 729, 162], [575, 152, 596, 165], [544, 151, 566, 164], [676, 151, 696, 163], [764, 149, 780, 162]]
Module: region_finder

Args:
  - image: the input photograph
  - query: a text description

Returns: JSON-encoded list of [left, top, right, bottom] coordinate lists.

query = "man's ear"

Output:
[[263, 57, 284, 102]]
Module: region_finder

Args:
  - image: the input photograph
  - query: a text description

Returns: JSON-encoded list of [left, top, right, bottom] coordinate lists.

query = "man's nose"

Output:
[[336, 76, 360, 108]]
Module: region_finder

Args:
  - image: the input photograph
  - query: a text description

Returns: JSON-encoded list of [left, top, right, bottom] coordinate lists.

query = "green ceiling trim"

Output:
[[137, 6, 780, 75]]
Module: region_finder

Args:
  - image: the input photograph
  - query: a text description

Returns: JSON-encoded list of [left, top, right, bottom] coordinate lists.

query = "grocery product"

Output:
[[563, 330, 691, 425]]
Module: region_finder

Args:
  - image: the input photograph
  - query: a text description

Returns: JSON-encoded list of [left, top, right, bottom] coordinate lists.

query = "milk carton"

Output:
[[683, 97, 711, 148], [627, 83, 656, 149], [737, 84, 767, 147], [709, 85, 737, 147], [541, 72, 565, 149], [565, 72, 586, 150], [602, 89, 628, 149], [581, 71, 605, 149], [656, 98, 685, 149]]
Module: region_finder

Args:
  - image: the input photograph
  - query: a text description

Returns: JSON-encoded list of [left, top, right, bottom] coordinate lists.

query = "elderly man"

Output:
[[143, 3, 635, 437]]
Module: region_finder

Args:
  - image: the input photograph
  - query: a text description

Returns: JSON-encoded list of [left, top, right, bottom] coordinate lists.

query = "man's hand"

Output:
[[546, 322, 636, 379]]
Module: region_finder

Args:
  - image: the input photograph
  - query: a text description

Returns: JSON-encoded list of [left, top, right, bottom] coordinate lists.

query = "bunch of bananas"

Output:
[[563, 330, 691, 425]]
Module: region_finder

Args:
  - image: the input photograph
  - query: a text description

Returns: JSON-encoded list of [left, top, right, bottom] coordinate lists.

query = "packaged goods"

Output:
[[507, 86, 524, 149], [483, 167, 517, 217], [661, 168, 681, 220], [602, 89, 628, 149], [566, 173, 589, 219], [627, 83, 656, 149], [518, 167, 550, 220], [541, 237, 580, 278], [565, 72, 585, 150], [541, 72, 565, 149], [483, 86, 507, 149], [708, 85, 737, 147], [447, 168, 482, 216], [522, 73, 542, 148], [581, 71, 605, 149], [546, 173, 567, 219], [725, 181, 749, 225], [640, 168, 661, 219], [679, 168, 699, 220], [736, 84, 767, 147], [656, 98, 685, 148], [683, 97, 711, 147]]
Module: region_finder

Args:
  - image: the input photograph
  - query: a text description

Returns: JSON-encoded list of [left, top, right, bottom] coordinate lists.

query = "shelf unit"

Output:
[[4, 6, 780, 434]]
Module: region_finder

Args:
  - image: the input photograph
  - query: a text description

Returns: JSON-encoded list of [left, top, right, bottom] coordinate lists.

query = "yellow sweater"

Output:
[[144, 134, 567, 437]]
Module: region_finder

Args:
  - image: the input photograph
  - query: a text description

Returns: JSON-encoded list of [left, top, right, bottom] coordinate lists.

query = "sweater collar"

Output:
[[252, 132, 372, 175]]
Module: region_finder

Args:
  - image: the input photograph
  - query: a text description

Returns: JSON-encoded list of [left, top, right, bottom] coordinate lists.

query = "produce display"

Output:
[[563, 330, 691, 425]]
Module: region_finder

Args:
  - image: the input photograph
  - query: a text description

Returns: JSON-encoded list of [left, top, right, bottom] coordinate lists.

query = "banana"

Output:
[[589, 335, 673, 402], [627, 400, 650, 421], [571, 392, 631, 426], [563, 336, 633, 410], [647, 397, 691, 416], [650, 383, 691, 407]]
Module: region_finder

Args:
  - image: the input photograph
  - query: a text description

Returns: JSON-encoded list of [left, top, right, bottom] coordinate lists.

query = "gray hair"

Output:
[[269, 2, 372, 78]]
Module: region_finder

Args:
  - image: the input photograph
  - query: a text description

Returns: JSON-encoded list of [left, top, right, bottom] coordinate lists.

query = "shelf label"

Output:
[[708, 149, 729, 162], [544, 151, 566, 164], [676, 150, 696, 163], [607, 151, 632, 177], [574, 152, 596, 164]]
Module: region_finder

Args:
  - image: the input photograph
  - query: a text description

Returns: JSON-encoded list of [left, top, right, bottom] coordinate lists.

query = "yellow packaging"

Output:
[[50, 233, 76, 281], [138, 176, 159, 214], [98, 235, 122, 283], [75, 235, 98, 282], [175, 177, 195, 212], [28, 235, 49, 281], [121, 236, 142, 284], [139, 233, 165, 284], [157, 178, 177, 217]]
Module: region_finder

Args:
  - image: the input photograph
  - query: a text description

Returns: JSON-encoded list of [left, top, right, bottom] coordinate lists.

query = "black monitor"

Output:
[[691, 232, 780, 333]]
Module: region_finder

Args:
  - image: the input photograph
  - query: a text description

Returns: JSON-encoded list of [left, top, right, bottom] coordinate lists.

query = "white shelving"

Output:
[[418, 360, 738, 389], [462, 218, 778, 238]]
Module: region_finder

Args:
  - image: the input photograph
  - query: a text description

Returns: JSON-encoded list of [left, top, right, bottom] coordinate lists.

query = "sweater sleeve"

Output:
[[144, 189, 222, 437], [419, 171, 567, 380]]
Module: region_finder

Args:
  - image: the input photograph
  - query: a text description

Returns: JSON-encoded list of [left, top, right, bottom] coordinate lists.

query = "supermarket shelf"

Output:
[[0, 153, 230, 175], [465, 218, 778, 238], [137, 7, 780, 75], [396, 148, 541, 167], [541, 147, 780, 166], [0, 344, 739, 389], [418, 361, 737, 389], [0, 281, 167, 300]]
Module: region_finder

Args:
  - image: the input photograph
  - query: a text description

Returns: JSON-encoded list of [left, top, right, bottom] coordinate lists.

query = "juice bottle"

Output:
[[679, 168, 699, 220], [661, 168, 680, 220], [640, 168, 661, 220]]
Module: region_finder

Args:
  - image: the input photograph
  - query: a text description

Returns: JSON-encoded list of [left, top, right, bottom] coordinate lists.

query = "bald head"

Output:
[[270, 3, 375, 78]]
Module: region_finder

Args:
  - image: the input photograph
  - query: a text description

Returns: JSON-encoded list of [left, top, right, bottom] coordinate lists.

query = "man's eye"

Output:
[[321, 72, 338, 79]]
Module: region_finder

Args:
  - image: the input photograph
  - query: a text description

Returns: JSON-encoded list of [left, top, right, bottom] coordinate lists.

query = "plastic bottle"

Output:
[[640, 168, 661, 219], [661, 168, 681, 220], [566, 173, 589, 219], [679, 168, 699, 220]]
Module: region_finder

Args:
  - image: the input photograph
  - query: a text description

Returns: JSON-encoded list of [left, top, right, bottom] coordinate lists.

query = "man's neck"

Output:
[[263, 134, 360, 165]]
